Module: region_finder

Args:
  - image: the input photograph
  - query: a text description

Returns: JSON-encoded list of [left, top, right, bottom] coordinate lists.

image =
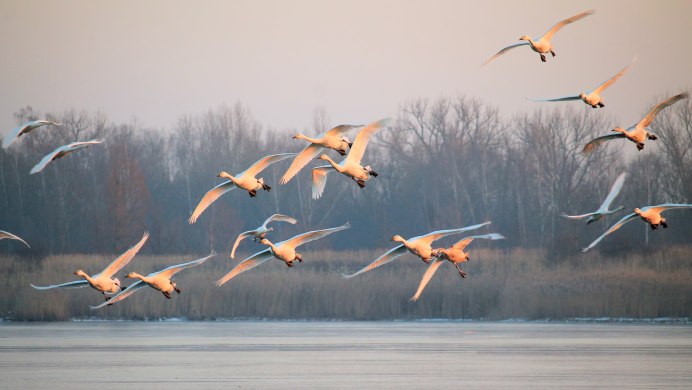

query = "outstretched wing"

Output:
[[345, 118, 389, 166], [582, 134, 626, 154], [215, 249, 273, 286], [90, 280, 146, 309], [3, 120, 60, 148], [324, 124, 359, 138], [280, 143, 324, 184], [0, 230, 30, 247], [541, 10, 595, 41], [560, 211, 595, 220], [414, 221, 492, 247], [242, 153, 296, 178], [311, 165, 335, 199], [638, 92, 689, 129], [282, 222, 351, 249], [31, 280, 89, 290], [230, 230, 255, 259], [29, 145, 68, 174], [590, 63, 631, 96], [599, 172, 626, 212], [99, 232, 149, 278], [188, 181, 236, 224], [410, 259, 446, 302], [452, 233, 505, 251], [527, 94, 581, 103], [29, 139, 104, 174], [482, 42, 531, 66], [156, 252, 216, 280], [263, 213, 298, 228], [644, 203, 692, 215], [582, 212, 638, 252], [342, 244, 408, 279]]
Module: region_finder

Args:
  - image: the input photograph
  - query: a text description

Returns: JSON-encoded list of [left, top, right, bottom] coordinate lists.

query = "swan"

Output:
[[528, 61, 631, 108], [216, 222, 351, 286], [3, 120, 62, 148], [311, 118, 388, 199], [29, 139, 104, 174], [280, 124, 360, 184], [31, 232, 149, 301], [583, 92, 689, 153], [342, 221, 491, 278], [188, 153, 296, 224], [230, 213, 298, 258], [561, 172, 626, 224], [582, 204, 692, 252], [90, 251, 216, 309], [0, 230, 30, 247], [411, 233, 505, 301], [483, 10, 594, 65]]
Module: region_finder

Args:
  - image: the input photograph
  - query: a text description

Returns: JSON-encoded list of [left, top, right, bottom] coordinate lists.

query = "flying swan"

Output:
[[0, 230, 30, 248], [30, 139, 104, 174], [3, 120, 62, 149], [561, 172, 626, 224], [230, 213, 298, 258]]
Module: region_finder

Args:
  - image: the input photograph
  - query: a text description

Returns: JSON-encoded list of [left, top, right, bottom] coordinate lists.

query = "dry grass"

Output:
[[2, 246, 691, 321]]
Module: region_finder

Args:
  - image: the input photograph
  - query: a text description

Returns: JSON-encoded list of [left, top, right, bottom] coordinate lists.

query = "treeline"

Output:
[[1, 96, 691, 259], [4, 247, 691, 320]]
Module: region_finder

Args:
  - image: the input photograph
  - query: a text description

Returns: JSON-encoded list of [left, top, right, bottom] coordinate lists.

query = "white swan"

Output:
[[3, 120, 62, 148], [29, 139, 104, 174], [582, 204, 692, 252], [561, 172, 626, 224], [216, 222, 351, 286], [31, 232, 149, 301], [280, 124, 360, 184], [0, 230, 30, 247], [90, 251, 216, 309], [342, 221, 491, 278], [188, 153, 296, 224], [230, 213, 298, 258], [483, 10, 594, 65], [411, 233, 505, 301], [528, 62, 631, 108], [583, 92, 689, 153], [311, 118, 388, 199]]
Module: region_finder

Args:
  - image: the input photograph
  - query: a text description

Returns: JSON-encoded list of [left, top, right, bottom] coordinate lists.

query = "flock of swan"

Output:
[[2, 9, 691, 310]]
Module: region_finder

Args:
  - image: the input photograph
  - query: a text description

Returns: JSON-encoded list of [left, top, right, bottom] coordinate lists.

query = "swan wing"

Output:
[[342, 244, 408, 279], [230, 230, 255, 259], [0, 230, 30, 247], [282, 222, 351, 249], [156, 251, 216, 280], [599, 172, 626, 212], [638, 92, 689, 129], [589, 63, 631, 96], [325, 124, 359, 138], [3, 120, 60, 148], [263, 213, 298, 227], [31, 280, 89, 290], [99, 232, 149, 278], [311, 165, 335, 199], [541, 10, 595, 41], [345, 118, 389, 165], [410, 259, 445, 302], [90, 280, 146, 309], [215, 249, 273, 286], [560, 211, 595, 220], [414, 221, 491, 246], [188, 180, 236, 224], [280, 144, 324, 184], [582, 133, 626, 154], [482, 42, 531, 66], [582, 212, 638, 252], [29, 139, 104, 174], [527, 94, 581, 103], [242, 153, 296, 178], [644, 203, 692, 215], [452, 233, 505, 251]]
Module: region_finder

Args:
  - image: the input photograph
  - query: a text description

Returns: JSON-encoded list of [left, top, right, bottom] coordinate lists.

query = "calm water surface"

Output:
[[0, 321, 690, 389]]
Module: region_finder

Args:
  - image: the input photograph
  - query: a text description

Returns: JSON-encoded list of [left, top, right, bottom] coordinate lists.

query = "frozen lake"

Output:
[[0, 321, 690, 389]]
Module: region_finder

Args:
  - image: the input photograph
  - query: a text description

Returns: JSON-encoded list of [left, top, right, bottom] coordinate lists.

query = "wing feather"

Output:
[[638, 93, 689, 129], [243, 153, 296, 178], [0, 230, 30, 247], [414, 221, 491, 246], [644, 203, 692, 215], [188, 181, 236, 224], [89, 280, 146, 309], [311, 165, 335, 199], [155, 252, 216, 280], [280, 144, 324, 184], [599, 172, 626, 211], [29, 139, 104, 174], [230, 230, 254, 259], [99, 232, 149, 278], [542, 10, 594, 41], [31, 280, 89, 290], [282, 222, 351, 249], [590, 63, 631, 96], [452, 233, 505, 251], [527, 95, 581, 103], [263, 213, 298, 227], [482, 42, 531, 66], [582, 134, 626, 154], [345, 118, 389, 165], [410, 259, 445, 302], [582, 212, 638, 252], [342, 244, 408, 279], [215, 250, 273, 286]]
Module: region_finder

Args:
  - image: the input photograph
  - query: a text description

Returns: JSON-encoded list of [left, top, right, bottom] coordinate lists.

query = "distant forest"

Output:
[[1, 95, 691, 260]]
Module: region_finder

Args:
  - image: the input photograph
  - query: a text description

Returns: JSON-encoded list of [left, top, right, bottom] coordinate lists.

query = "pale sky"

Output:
[[1, 0, 690, 134]]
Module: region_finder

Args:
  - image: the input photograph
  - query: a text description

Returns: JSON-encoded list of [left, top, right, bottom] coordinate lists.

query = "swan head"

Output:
[[633, 208, 642, 215], [292, 134, 305, 140], [73, 269, 88, 277], [113, 278, 121, 287], [391, 235, 405, 243], [259, 238, 272, 246], [519, 35, 530, 41], [579, 92, 587, 100], [316, 154, 330, 161], [432, 248, 444, 258], [611, 127, 625, 133], [268, 227, 274, 232], [125, 272, 139, 279], [217, 171, 233, 179], [464, 251, 471, 262]]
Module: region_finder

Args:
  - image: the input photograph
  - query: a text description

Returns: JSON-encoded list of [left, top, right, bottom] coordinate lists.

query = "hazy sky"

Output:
[[1, 0, 690, 135]]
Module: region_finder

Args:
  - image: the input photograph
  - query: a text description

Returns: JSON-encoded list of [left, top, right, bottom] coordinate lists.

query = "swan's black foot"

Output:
[[286, 261, 293, 268], [105, 296, 111, 301], [356, 180, 366, 188], [550, 50, 556, 57], [248, 190, 257, 197], [174, 287, 181, 294], [459, 271, 467, 278], [421, 257, 432, 264], [598, 102, 605, 108], [337, 149, 347, 156], [163, 291, 172, 299], [636, 143, 644, 151], [650, 224, 658, 230], [348, 142, 353, 148], [295, 254, 303, 263], [262, 184, 271, 191], [661, 221, 668, 229], [369, 170, 378, 177], [591, 105, 598, 109], [648, 134, 658, 140], [540, 54, 546, 62]]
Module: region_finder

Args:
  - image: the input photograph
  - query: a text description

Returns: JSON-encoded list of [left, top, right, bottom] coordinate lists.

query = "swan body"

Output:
[[528, 62, 631, 108], [561, 172, 626, 223], [3, 120, 62, 148], [582, 204, 692, 252], [483, 10, 594, 65], [342, 221, 491, 278], [281, 124, 359, 184], [311, 118, 388, 199], [90, 251, 216, 309], [230, 213, 298, 258], [216, 222, 351, 286], [188, 153, 296, 223], [411, 233, 505, 301], [31, 232, 149, 300], [30, 139, 104, 174], [583, 93, 689, 153], [0, 230, 30, 247]]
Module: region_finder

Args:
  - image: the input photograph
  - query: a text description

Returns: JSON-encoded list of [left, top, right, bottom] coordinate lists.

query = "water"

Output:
[[0, 321, 690, 389]]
